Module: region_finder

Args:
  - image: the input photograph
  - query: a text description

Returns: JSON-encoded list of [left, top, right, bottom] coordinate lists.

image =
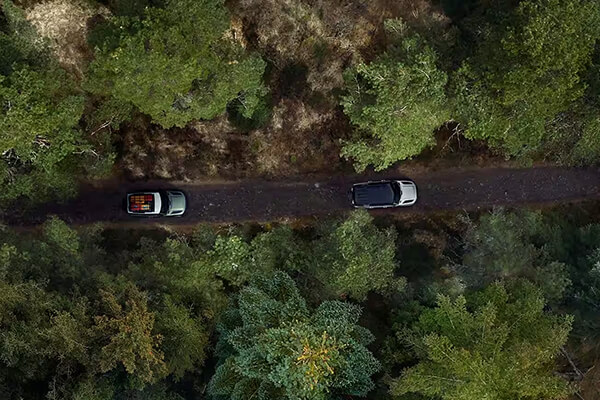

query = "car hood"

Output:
[[167, 192, 186, 214], [400, 183, 417, 201]]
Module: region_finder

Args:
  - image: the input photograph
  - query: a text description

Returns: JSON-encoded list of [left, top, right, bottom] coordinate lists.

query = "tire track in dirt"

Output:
[[7, 166, 600, 226]]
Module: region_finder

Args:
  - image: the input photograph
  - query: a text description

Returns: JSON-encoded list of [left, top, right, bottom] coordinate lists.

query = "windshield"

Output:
[[159, 191, 169, 214], [392, 182, 402, 203]]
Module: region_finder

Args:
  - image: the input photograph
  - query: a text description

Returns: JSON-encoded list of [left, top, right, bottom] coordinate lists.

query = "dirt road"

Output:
[[8, 166, 600, 226]]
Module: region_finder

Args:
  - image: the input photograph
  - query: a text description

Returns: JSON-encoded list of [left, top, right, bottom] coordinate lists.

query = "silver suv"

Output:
[[126, 190, 187, 216]]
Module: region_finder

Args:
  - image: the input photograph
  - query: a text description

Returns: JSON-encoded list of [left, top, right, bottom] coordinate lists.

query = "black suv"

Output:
[[350, 180, 417, 209]]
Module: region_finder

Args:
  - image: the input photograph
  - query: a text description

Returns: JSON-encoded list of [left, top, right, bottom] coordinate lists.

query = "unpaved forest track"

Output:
[[7, 166, 600, 226]]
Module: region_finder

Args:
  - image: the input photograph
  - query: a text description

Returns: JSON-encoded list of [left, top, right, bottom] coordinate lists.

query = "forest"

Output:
[[0, 0, 599, 199], [2, 207, 600, 400], [1, 0, 600, 399]]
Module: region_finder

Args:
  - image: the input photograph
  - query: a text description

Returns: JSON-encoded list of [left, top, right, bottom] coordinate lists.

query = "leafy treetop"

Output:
[[86, 0, 266, 128], [390, 281, 574, 400], [453, 0, 600, 158], [209, 271, 380, 400], [341, 19, 449, 172]]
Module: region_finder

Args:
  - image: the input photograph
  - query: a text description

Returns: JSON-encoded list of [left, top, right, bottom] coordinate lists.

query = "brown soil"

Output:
[[8, 166, 600, 226], [578, 362, 600, 400], [25, 0, 105, 79]]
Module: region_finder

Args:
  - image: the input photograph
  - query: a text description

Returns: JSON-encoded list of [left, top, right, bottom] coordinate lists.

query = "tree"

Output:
[[250, 225, 306, 273], [93, 285, 167, 386], [0, 64, 86, 201], [0, 0, 48, 75], [390, 281, 574, 400], [69, 379, 185, 400], [208, 225, 308, 286], [453, 0, 600, 158], [123, 236, 227, 377], [209, 271, 380, 400], [0, 219, 222, 399], [551, 223, 600, 341], [571, 246, 600, 335], [0, 238, 95, 399], [314, 210, 405, 301], [209, 235, 255, 286], [540, 105, 600, 165], [155, 296, 209, 380], [0, 278, 62, 381], [0, 1, 115, 203], [127, 236, 228, 314], [539, 43, 600, 165], [341, 19, 449, 171], [86, 0, 266, 128], [458, 209, 571, 302]]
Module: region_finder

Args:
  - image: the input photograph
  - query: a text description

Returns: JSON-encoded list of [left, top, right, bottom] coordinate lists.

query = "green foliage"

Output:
[[0, 221, 222, 399], [86, 0, 266, 128], [209, 271, 380, 400], [341, 19, 449, 171], [227, 90, 273, 131], [155, 296, 209, 380], [43, 216, 80, 255], [102, 0, 166, 17], [459, 209, 571, 302], [249, 225, 305, 272], [203, 213, 406, 302], [571, 246, 600, 335], [0, 1, 116, 203], [568, 114, 600, 165], [540, 105, 600, 165], [390, 282, 574, 400], [210, 235, 254, 286], [586, 48, 600, 107], [0, 279, 62, 380], [314, 210, 405, 301], [69, 378, 116, 400], [455, 209, 600, 342], [0, 0, 48, 74], [546, 222, 600, 339], [126, 237, 228, 317], [454, 0, 600, 158], [70, 379, 185, 400], [93, 285, 167, 385], [0, 64, 86, 201], [184, 215, 405, 303], [6, 211, 599, 400], [84, 96, 135, 135]]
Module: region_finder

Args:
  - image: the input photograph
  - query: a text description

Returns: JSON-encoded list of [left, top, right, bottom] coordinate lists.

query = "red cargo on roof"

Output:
[[128, 194, 155, 213]]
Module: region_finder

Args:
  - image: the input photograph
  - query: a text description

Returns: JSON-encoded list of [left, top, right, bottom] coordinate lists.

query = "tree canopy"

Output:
[[0, 1, 113, 203], [390, 281, 574, 400], [313, 210, 405, 300], [209, 271, 380, 400], [341, 19, 449, 171], [458, 209, 571, 302], [86, 0, 266, 128], [453, 0, 600, 158], [0, 211, 591, 400], [0, 219, 220, 398]]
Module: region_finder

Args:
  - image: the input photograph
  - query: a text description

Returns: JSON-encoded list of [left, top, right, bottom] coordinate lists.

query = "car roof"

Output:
[[127, 192, 161, 214], [353, 182, 396, 205]]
